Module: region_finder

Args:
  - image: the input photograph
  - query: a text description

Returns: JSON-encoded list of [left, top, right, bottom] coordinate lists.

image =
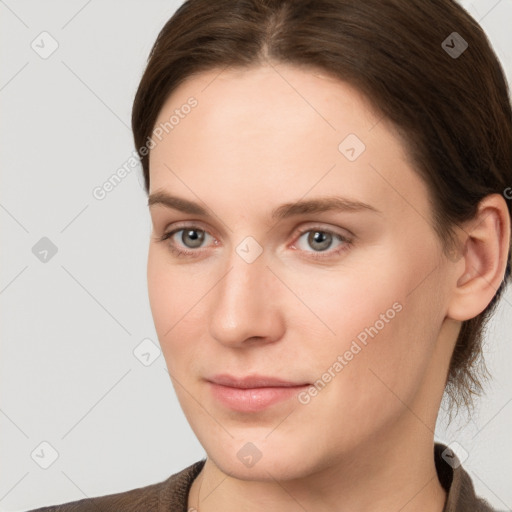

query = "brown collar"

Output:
[[164, 443, 497, 512]]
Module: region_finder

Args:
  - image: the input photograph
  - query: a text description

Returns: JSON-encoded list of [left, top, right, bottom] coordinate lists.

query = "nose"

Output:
[[208, 248, 285, 348]]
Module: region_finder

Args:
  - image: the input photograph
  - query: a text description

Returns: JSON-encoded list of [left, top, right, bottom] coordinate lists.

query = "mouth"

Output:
[[206, 374, 311, 412]]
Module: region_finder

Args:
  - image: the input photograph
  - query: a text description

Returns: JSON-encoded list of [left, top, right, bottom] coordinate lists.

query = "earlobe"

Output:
[[447, 194, 511, 322]]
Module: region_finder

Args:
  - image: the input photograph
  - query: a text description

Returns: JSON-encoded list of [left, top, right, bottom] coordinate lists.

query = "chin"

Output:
[[216, 454, 313, 482], [201, 432, 321, 482]]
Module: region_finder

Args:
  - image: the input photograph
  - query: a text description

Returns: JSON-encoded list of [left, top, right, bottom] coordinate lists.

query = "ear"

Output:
[[446, 193, 511, 322]]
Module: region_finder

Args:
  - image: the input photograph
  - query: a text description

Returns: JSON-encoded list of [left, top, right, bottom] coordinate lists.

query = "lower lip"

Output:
[[208, 382, 310, 412]]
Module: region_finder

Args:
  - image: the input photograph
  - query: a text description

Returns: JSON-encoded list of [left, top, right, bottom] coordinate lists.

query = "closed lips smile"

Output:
[[207, 375, 310, 412]]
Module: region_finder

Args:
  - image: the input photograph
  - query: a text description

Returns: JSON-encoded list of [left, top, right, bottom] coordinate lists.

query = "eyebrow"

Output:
[[147, 191, 381, 220]]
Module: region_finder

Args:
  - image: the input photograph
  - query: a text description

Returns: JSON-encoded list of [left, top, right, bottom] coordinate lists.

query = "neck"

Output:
[[188, 426, 447, 512]]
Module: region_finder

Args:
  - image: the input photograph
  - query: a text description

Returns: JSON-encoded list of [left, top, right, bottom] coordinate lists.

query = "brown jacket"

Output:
[[27, 442, 497, 511]]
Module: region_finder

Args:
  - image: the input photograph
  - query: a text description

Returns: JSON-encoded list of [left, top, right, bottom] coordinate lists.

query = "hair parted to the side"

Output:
[[131, 0, 512, 420]]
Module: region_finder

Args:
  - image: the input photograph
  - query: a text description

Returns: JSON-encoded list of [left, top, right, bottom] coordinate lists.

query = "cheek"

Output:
[[147, 249, 172, 334], [147, 248, 211, 374], [147, 247, 202, 331], [147, 250, 188, 357], [291, 263, 443, 450], [296, 236, 444, 397]]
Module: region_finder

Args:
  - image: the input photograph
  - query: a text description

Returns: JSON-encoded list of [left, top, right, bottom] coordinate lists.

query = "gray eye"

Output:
[[303, 230, 334, 252], [180, 228, 206, 248]]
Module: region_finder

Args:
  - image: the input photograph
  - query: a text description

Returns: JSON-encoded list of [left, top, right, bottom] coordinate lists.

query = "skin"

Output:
[[146, 63, 510, 512]]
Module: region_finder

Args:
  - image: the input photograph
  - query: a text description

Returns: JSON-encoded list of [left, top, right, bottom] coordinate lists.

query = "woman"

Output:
[[29, 0, 511, 510]]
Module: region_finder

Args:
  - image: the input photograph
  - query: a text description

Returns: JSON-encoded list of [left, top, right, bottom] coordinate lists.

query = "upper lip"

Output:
[[207, 374, 310, 389]]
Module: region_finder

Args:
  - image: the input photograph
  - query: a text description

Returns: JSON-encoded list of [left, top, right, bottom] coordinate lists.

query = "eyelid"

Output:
[[290, 222, 354, 241], [162, 220, 353, 241], [288, 224, 353, 256], [161, 220, 218, 241], [159, 222, 353, 258]]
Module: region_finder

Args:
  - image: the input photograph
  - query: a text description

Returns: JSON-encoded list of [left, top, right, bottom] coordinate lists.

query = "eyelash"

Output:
[[157, 225, 353, 261]]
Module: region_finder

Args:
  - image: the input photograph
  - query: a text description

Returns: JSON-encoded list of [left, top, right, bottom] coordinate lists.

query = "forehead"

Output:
[[148, 64, 431, 224], [153, 63, 381, 144]]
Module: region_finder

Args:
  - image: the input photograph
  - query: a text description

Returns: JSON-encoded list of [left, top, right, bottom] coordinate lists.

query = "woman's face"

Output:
[[147, 64, 458, 479]]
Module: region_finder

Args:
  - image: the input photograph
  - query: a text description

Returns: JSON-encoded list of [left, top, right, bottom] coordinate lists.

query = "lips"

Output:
[[207, 374, 310, 388], [206, 374, 311, 412]]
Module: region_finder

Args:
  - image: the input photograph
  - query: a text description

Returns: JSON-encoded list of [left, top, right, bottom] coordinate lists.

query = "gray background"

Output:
[[1, 1, 511, 510]]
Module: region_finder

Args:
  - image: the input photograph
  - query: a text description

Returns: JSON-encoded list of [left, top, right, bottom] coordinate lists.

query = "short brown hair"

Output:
[[132, 0, 512, 417]]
